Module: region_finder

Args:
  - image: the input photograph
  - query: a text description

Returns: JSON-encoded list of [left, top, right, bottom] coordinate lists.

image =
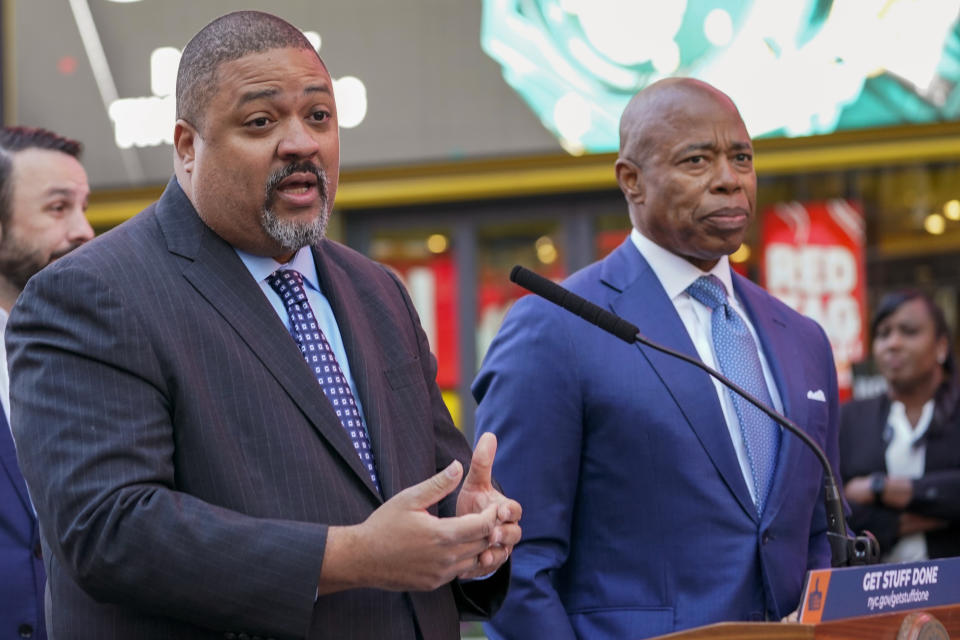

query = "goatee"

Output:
[[260, 161, 330, 252]]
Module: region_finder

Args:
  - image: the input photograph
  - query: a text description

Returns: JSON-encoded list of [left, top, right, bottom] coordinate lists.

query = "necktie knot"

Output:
[[686, 275, 728, 311], [267, 269, 309, 308]]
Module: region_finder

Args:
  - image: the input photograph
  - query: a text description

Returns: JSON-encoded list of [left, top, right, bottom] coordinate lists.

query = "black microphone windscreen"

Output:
[[509, 266, 638, 343]]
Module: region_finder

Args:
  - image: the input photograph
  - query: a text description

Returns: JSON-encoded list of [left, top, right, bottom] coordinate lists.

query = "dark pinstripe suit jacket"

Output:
[[6, 178, 506, 639]]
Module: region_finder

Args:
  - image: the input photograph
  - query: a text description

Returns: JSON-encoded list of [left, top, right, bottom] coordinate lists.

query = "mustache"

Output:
[[265, 161, 327, 205]]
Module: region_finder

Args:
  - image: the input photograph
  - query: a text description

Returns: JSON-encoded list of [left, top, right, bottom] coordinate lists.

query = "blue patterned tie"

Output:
[[267, 269, 381, 494], [686, 275, 780, 515]]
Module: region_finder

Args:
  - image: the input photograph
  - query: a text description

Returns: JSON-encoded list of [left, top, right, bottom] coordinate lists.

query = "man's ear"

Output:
[[615, 157, 644, 204], [174, 119, 198, 174]]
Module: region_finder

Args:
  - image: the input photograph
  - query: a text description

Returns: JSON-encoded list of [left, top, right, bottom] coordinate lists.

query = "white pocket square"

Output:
[[807, 389, 826, 402]]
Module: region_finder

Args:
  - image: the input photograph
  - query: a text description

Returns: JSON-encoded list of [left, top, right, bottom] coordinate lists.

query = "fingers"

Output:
[[457, 541, 513, 580], [463, 433, 497, 490], [495, 497, 522, 525], [396, 460, 463, 510], [432, 506, 502, 581], [491, 520, 521, 548], [441, 503, 499, 544], [456, 512, 521, 581]]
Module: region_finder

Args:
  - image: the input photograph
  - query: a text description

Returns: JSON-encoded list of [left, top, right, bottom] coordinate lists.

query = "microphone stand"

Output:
[[509, 265, 880, 567]]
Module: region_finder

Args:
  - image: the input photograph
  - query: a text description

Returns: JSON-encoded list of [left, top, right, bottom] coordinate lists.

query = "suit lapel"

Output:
[[155, 179, 381, 500], [311, 244, 398, 499], [603, 242, 756, 521], [0, 412, 33, 515], [734, 277, 808, 527]]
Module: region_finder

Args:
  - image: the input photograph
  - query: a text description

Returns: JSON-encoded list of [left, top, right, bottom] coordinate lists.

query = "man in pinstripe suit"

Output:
[[5, 11, 519, 639]]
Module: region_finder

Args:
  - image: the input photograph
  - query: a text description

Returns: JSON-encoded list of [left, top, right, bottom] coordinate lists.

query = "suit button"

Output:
[[18, 624, 33, 638], [33, 543, 42, 559]]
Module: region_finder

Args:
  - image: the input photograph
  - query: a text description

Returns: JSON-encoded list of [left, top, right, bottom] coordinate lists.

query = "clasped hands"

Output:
[[844, 474, 947, 537], [454, 432, 522, 580], [320, 433, 522, 594]]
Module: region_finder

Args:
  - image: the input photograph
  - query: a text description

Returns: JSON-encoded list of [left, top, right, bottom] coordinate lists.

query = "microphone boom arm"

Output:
[[509, 265, 879, 567]]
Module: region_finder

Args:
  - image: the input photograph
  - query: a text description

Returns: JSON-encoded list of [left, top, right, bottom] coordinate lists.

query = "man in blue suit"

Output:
[[473, 78, 842, 639], [0, 126, 94, 640]]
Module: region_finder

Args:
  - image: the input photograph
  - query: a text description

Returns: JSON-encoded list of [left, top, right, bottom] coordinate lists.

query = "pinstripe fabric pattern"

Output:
[[6, 178, 505, 639]]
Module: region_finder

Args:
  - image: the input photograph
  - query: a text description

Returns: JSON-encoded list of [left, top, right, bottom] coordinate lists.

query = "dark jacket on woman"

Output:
[[839, 394, 960, 559]]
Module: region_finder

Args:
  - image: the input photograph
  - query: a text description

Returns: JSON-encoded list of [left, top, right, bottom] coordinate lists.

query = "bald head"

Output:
[[619, 78, 742, 163], [614, 78, 755, 271]]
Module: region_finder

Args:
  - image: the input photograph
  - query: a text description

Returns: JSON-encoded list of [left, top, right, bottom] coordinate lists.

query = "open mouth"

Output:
[[277, 173, 318, 193], [267, 166, 326, 210]]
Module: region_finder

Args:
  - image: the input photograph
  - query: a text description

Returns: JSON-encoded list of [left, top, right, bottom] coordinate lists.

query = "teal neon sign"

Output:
[[482, 0, 960, 154]]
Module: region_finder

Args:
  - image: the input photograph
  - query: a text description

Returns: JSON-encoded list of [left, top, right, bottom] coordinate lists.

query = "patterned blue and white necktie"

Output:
[[686, 275, 781, 515], [267, 269, 381, 494]]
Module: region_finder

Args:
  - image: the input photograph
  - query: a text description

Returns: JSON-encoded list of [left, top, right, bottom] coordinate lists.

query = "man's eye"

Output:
[[248, 117, 270, 128], [311, 110, 330, 122], [735, 153, 752, 162], [686, 156, 704, 164]]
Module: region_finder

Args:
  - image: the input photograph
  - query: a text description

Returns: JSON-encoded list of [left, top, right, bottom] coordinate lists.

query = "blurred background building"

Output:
[[5, 0, 960, 438]]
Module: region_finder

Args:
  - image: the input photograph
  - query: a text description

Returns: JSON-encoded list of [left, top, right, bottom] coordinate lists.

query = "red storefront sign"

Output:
[[387, 255, 459, 389], [761, 200, 867, 401]]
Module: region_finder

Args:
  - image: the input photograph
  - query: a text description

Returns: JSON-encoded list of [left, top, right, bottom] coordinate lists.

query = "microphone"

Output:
[[509, 265, 879, 567]]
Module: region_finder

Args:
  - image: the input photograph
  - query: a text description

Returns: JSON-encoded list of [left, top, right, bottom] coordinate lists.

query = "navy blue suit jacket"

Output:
[[0, 409, 45, 640], [473, 239, 842, 639]]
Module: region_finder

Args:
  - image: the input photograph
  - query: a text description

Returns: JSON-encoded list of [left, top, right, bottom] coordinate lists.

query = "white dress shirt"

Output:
[[630, 228, 783, 506], [883, 399, 933, 562]]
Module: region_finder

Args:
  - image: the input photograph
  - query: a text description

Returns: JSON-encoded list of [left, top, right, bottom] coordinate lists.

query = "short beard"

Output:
[[0, 231, 78, 292], [260, 162, 330, 253]]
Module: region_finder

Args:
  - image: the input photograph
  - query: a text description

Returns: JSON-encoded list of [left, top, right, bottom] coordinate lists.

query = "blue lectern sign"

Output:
[[799, 557, 960, 623]]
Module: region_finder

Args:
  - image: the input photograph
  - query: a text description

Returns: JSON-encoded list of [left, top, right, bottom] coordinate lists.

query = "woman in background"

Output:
[[840, 290, 960, 561]]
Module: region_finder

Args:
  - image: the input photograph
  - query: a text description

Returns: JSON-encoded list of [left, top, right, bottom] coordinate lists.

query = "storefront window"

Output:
[[367, 226, 463, 423], [476, 220, 566, 364]]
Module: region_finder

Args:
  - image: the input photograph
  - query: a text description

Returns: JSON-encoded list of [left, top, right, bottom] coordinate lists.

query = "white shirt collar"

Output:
[[234, 245, 321, 293], [629, 227, 735, 302], [888, 399, 935, 449]]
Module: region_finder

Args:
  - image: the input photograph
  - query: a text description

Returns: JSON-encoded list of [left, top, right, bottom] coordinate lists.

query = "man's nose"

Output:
[[277, 120, 320, 160], [711, 157, 743, 194], [69, 209, 95, 244]]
